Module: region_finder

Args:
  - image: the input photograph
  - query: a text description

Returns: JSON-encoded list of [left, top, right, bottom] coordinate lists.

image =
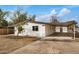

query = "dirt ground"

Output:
[[1, 35, 79, 54], [0, 35, 38, 54], [11, 40, 79, 54]]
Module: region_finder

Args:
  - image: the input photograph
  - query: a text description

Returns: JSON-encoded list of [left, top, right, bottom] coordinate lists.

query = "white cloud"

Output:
[[36, 8, 71, 22], [58, 8, 71, 17], [50, 9, 57, 15], [36, 14, 50, 22], [36, 9, 57, 22]]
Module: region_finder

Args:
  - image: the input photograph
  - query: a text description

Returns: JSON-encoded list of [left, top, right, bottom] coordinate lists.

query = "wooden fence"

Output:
[[0, 27, 14, 35]]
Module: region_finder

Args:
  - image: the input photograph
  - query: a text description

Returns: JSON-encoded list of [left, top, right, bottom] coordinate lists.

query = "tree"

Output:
[[50, 15, 59, 23], [0, 20, 8, 26], [18, 26, 23, 33], [10, 7, 28, 36], [17, 25, 23, 36], [8, 21, 13, 25], [11, 7, 27, 24], [0, 9, 9, 26], [31, 15, 36, 21]]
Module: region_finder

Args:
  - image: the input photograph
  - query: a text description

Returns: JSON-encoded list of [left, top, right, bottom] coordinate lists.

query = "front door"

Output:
[[60, 27, 62, 33]]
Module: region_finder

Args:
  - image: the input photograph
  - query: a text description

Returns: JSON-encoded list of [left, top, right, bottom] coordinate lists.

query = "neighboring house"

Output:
[[14, 20, 78, 38]]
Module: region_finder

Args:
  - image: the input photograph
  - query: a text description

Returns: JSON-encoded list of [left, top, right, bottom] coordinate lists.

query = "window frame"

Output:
[[32, 26, 39, 31]]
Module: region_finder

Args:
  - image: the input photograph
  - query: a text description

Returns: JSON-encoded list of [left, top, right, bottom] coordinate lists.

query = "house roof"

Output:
[[12, 20, 52, 26], [29, 20, 77, 26], [12, 19, 77, 26], [29, 21, 52, 25]]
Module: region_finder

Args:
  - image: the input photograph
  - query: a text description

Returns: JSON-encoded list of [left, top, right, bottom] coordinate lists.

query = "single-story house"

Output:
[[14, 20, 78, 39]]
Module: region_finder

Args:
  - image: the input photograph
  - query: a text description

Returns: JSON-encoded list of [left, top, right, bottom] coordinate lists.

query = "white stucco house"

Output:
[[14, 20, 78, 38]]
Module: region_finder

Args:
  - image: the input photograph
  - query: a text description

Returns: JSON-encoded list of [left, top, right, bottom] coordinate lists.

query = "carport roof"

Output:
[[51, 20, 77, 26]]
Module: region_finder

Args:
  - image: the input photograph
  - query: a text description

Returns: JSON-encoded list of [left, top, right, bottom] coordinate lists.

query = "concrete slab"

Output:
[[42, 36, 73, 40]]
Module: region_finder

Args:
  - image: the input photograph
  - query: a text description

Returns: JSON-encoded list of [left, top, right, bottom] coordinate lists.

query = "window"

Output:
[[62, 27, 67, 32], [55, 27, 60, 32], [32, 26, 38, 31]]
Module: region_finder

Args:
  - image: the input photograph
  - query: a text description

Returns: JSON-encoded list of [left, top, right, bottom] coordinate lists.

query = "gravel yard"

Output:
[[0, 35, 79, 54], [11, 39, 79, 54], [0, 35, 38, 54]]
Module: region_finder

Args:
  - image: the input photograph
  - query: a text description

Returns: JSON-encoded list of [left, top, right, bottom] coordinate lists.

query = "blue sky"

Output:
[[0, 5, 79, 24]]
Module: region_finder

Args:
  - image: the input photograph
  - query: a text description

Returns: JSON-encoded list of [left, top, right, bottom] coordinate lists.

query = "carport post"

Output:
[[73, 25, 75, 40]]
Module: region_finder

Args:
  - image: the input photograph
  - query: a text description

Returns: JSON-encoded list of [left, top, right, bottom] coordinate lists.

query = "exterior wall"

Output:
[[45, 25, 54, 36], [14, 22, 46, 37], [14, 27, 19, 36]]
